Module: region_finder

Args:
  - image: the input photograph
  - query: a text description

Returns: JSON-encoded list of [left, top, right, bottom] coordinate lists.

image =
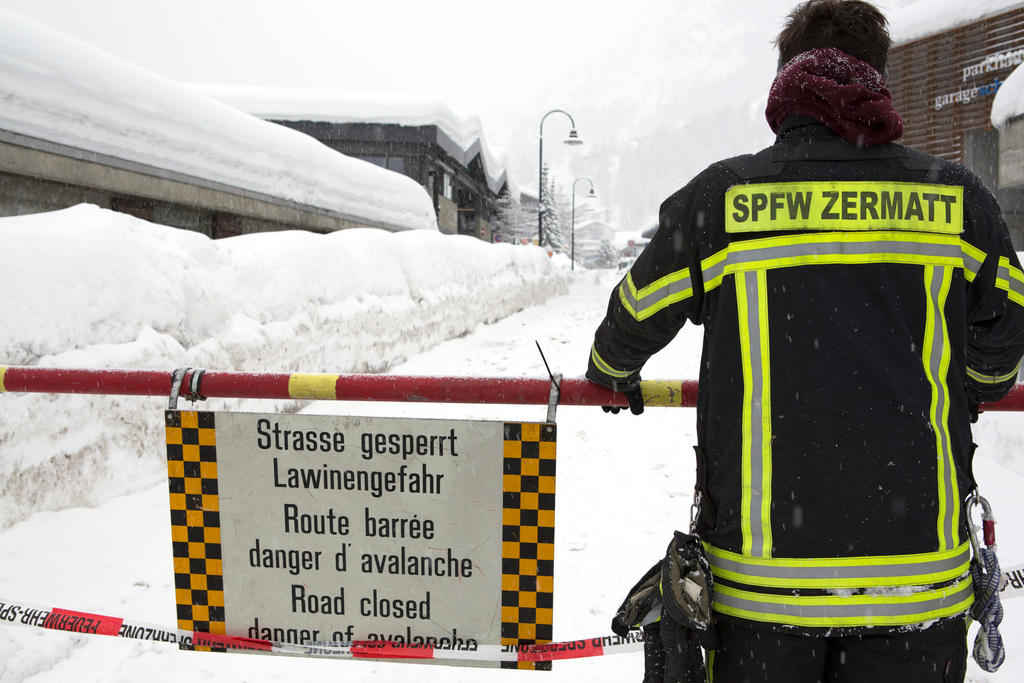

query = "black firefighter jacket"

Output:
[[589, 118, 1024, 632]]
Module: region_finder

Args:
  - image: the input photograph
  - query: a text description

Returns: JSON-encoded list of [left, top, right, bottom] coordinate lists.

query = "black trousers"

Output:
[[709, 617, 967, 683]]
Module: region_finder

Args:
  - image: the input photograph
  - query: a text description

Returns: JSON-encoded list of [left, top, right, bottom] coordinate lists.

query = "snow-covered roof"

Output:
[[612, 230, 648, 250], [575, 219, 615, 231], [992, 62, 1024, 126], [0, 8, 436, 231], [194, 85, 516, 199], [890, 0, 1024, 45]]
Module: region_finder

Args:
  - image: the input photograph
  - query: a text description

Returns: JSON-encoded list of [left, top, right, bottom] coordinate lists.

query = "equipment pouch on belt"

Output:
[[611, 531, 718, 683]]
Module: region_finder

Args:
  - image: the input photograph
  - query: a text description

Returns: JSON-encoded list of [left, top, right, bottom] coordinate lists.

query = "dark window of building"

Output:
[[442, 171, 454, 200], [386, 157, 405, 173], [458, 209, 475, 235], [358, 155, 387, 168], [212, 213, 243, 239], [110, 197, 154, 221]]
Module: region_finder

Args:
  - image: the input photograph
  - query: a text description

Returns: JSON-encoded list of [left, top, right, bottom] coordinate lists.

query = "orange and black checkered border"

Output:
[[500, 422, 556, 671], [165, 410, 226, 652]]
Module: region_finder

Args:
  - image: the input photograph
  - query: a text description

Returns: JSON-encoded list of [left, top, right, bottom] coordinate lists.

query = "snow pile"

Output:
[[889, 0, 1024, 45], [992, 62, 1024, 127], [0, 204, 567, 530], [196, 84, 516, 198], [0, 8, 437, 231]]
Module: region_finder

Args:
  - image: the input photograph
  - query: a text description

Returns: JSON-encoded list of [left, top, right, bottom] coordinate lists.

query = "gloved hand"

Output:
[[602, 386, 645, 415], [585, 355, 643, 414], [611, 531, 717, 683]]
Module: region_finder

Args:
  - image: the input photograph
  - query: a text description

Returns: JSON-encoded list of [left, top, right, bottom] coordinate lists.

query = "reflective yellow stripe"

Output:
[[590, 345, 633, 379], [967, 362, 1021, 385], [712, 576, 973, 628], [701, 232, 964, 291], [922, 266, 959, 550], [755, 271, 773, 558], [737, 273, 754, 556], [618, 269, 693, 321], [725, 181, 964, 234], [705, 542, 971, 589], [287, 373, 339, 400], [0, 366, 6, 392], [960, 240, 985, 282], [996, 256, 1024, 308], [617, 274, 640, 319], [737, 271, 772, 557], [639, 380, 685, 407]]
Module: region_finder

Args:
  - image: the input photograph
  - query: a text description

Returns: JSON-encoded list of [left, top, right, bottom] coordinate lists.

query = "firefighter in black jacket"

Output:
[[587, 2, 1024, 681]]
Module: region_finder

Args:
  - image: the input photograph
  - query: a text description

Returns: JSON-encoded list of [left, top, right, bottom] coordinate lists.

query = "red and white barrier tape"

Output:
[[1001, 562, 1024, 600], [0, 597, 644, 663], [5, 567, 1024, 665]]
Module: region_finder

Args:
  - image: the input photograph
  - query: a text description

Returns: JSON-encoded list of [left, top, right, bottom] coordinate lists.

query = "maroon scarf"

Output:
[[765, 47, 903, 147]]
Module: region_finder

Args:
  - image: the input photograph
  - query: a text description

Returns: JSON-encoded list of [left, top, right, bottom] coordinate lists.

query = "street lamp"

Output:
[[538, 109, 583, 248], [571, 177, 597, 271]]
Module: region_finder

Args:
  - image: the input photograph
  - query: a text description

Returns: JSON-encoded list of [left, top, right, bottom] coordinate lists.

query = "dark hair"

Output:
[[775, 0, 890, 72]]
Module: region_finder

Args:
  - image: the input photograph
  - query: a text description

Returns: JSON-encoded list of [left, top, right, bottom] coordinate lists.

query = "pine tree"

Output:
[[596, 239, 619, 269], [541, 164, 568, 254], [492, 189, 520, 242], [491, 188, 539, 244]]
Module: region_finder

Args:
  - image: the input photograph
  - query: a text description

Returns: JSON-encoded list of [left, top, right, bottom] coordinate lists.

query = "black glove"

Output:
[[602, 386, 645, 415], [611, 531, 716, 683]]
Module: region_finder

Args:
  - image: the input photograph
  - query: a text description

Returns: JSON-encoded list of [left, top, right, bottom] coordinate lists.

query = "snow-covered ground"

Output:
[[2, 208, 1024, 681]]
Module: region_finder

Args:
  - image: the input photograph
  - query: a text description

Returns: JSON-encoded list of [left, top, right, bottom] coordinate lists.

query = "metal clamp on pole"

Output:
[[185, 368, 207, 404], [168, 367, 190, 410], [534, 340, 561, 423], [547, 373, 562, 424]]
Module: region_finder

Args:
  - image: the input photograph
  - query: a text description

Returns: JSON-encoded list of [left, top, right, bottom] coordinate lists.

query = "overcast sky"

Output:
[[0, 0, 917, 229]]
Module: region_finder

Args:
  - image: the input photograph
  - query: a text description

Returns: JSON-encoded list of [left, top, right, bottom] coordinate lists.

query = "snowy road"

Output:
[[1, 270, 1023, 682]]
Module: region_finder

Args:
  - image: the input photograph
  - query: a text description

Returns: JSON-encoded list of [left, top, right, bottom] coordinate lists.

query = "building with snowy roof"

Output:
[[613, 229, 651, 271], [993, 61, 1024, 205], [571, 219, 615, 267], [887, 0, 1024, 244], [197, 86, 517, 241], [0, 9, 437, 237]]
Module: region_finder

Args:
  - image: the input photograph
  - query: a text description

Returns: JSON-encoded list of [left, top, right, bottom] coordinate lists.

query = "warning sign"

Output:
[[164, 411, 556, 669]]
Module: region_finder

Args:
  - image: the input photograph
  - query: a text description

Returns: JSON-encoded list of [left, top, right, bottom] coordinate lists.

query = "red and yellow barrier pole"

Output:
[[0, 366, 698, 408], [1, 365, 1021, 410]]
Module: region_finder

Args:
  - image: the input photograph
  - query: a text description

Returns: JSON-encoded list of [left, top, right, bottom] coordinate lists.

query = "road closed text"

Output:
[[725, 181, 964, 234]]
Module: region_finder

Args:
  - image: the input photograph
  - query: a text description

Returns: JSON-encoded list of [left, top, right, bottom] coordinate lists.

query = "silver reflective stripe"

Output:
[[618, 271, 692, 320], [618, 276, 641, 316], [701, 235, 964, 291], [998, 260, 1024, 301], [706, 544, 970, 584], [961, 246, 984, 280], [923, 265, 958, 550], [967, 362, 1020, 385], [737, 270, 772, 558], [714, 580, 973, 621], [590, 345, 633, 379], [703, 256, 728, 289], [728, 239, 961, 268]]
